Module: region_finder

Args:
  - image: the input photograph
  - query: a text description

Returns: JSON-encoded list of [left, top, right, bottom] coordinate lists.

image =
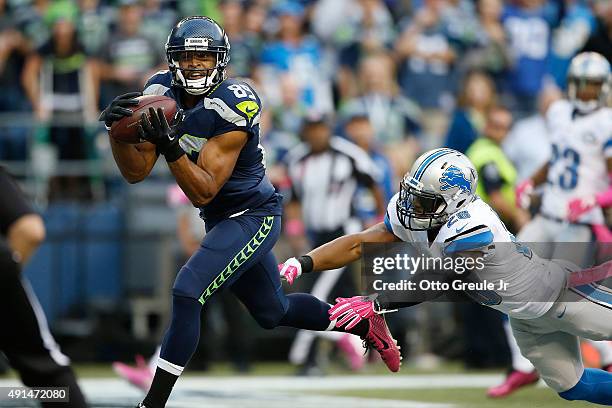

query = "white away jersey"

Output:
[[541, 100, 612, 224], [385, 195, 568, 319]]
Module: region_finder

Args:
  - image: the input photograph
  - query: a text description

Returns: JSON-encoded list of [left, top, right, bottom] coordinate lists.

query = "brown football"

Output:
[[109, 95, 177, 144]]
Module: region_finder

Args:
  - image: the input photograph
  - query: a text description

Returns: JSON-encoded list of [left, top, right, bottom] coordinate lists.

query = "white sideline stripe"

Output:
[[0, 374, 540, 390], [1, 374, 552, 408], [157, 358, 184, 376]]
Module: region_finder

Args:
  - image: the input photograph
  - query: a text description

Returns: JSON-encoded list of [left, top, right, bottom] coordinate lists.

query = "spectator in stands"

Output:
[[395, 0, 458, 147], [259, 1, 333, 115], [141, 0, 177, 57], [97, 0, 164, 104], [501, 0, 557, 117], [459, 0, 509, 77], [77, 0, 112, 58], [581, 0, 612, 63], [332, 0, 396, 101], [343, 52, 421, 177], [548, 0, 595, 89], [0, 0, 32, 160], [466, 105, 528, 231], [16, 0, 51, 51], [442, 0, 480, 53], [444, 70, 497, 153], [221, 0, 261, 79], [21, 1, 98, 201]]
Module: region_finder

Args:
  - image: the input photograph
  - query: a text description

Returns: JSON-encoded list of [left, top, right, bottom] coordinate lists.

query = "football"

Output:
[[109, 95, 177, 144]]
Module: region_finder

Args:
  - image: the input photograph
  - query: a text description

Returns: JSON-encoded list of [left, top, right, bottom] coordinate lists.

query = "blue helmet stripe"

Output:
[[414, 149, 454, 181]]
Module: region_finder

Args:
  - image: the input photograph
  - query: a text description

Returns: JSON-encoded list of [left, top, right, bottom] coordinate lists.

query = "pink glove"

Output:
[[328, 296, 376, 330], [567, 187, 612, 222], [567, 197, 597, 222], [278, 257, 302, 286], [515, 179, 534, 209]]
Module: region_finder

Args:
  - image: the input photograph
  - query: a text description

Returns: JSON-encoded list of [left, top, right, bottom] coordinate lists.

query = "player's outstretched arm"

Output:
[[280, 222, 399, 285], [168, 130, 247, 207], [516, 162, 549, 208], [308, 222, 400, 272]]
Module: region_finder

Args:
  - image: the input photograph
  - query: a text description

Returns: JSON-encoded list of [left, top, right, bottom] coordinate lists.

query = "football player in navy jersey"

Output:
[[99, 17, 400, 408]]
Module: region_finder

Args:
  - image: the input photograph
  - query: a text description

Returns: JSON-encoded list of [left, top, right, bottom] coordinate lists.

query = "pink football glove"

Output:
[[567, 197, 597, 222], [329, 296, 377, 330], [278, 257, 302, 286], [515, 179, 534, 209]]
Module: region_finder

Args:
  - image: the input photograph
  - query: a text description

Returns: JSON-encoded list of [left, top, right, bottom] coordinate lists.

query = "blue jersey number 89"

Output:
[[550, 144, 580, 190]]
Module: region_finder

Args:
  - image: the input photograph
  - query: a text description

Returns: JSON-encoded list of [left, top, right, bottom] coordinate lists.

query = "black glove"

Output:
[[98, 92, 142, 128], [138, 107, 185, 163]]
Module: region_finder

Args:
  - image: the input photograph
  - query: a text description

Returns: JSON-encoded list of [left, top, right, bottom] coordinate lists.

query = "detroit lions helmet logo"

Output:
[[439, 165, 472, 193]]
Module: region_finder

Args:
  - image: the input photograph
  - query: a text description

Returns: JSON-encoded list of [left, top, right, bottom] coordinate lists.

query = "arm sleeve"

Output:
[[443, 224, 494, 255], [206, 82, 262, 137], [480, 162, 504, 194]]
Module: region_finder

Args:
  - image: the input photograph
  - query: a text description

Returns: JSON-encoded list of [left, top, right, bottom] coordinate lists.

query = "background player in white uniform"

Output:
[[280, 148, 612, 405], [496, 51, 612, 397], [516, 52, 612, 250]]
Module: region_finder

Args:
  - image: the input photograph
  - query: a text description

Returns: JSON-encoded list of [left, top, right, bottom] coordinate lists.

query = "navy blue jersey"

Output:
[[143, 71, 280, 220]]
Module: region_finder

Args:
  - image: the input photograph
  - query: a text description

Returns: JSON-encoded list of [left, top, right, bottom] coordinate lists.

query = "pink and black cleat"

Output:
[[487, 369, 540, 398], [329, 295, 402, 372], [112, 354, 154, 391]]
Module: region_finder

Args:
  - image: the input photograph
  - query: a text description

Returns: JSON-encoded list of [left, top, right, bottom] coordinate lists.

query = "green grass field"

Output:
[[321, 388, 593, 408], [0, 363, 596, 407]]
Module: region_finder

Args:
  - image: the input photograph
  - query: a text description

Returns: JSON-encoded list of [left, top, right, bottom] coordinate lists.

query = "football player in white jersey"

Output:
[[516, 51, 612, 248], [494, 51, 612, 397], [279, 148, 612, 404]]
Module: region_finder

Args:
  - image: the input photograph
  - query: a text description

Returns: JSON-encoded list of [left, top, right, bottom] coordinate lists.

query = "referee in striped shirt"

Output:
[[284, 113, 385, 373]]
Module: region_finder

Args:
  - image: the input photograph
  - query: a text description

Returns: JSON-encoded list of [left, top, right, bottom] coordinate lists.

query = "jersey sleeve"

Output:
[[545, 99, 571, 133], [480, 162, 504, 194], [435, 208, 495, 256], [205, 80, 262, 137], [142, 71, 172, 96]]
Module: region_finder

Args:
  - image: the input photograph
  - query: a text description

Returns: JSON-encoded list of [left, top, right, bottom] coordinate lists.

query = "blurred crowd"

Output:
[[0, 0, 611, 373], [0, 0, 609, 186]]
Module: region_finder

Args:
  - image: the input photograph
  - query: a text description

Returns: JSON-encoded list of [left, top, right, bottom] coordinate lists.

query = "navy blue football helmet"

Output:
[[165, 16, 231, 95]]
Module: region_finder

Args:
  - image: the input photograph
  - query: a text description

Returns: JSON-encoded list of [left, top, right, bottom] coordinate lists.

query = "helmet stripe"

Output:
[[414, 149, 455, 181]]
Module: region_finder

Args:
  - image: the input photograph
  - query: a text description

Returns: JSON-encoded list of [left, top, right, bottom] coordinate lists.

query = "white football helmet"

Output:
[[397, 148, 478, 230], [567, 52, 610, 113]]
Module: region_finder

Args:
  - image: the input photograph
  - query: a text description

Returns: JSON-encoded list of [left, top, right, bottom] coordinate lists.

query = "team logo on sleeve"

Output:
[[236, 101, 260, 121], [439, 165, 472, 194]]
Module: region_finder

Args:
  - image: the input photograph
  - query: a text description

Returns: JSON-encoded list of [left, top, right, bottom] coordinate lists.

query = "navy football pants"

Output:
[[160, 214, 333, 369]]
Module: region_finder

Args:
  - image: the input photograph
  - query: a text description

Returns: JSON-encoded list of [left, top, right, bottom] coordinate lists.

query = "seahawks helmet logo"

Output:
[[439, 165, 472, 194]]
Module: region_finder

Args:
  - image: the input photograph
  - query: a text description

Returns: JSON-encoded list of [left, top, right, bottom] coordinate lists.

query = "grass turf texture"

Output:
[[318, 388, 593, 408]]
